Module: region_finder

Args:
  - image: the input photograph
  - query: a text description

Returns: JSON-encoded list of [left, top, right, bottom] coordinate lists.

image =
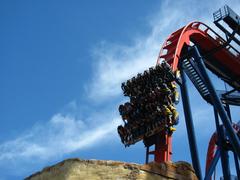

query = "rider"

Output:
[[168, 104, 179, 125]]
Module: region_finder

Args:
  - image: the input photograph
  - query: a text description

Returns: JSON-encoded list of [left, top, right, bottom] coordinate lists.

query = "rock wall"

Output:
[[26, 159, 198, 180]]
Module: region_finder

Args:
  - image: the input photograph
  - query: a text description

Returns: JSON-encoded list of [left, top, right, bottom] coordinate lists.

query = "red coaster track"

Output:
[[153, 21, 240, 171], [205, 123, 240, 177], [157, 21, 240, 89]]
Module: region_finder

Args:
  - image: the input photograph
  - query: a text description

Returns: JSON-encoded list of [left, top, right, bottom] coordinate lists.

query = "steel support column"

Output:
[[224, 104, 232, 122], [233, 152, 240, 179], [145, 146, 149, 164], [190, 46, 240, 157], [180, 67, 202, 180], [225, 104, 240, 178], [154, 131, 172, 163], [213, 108, 231, 180], [204, 149, 220, 180]]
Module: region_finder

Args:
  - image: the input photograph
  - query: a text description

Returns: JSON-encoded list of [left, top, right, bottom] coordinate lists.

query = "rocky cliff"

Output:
[[26, 159, 198, 180]]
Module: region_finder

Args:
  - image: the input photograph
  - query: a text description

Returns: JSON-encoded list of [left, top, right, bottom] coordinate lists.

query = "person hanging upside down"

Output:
[[168, 105, 179, 125], [167, 81, 179, 104], [161, 105, 173, 126], [117, 125, 127, 144]]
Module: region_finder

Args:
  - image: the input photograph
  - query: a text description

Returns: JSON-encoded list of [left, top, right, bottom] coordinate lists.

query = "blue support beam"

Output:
[[213, 107, 231, 180], [180, 67, 203, 180], [204, 149, 220, 180], [190, 46, 240, 158], [233, 152, 240, 179]]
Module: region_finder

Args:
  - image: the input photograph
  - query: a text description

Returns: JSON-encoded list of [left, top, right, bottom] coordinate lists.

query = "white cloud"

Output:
[[88, 39, 159, 100], [0, 113, 121, 162]]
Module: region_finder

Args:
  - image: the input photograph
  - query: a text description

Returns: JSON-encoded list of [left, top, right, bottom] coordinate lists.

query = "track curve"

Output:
[[156, 21, 240, 90], [205, 123, 240, 178]]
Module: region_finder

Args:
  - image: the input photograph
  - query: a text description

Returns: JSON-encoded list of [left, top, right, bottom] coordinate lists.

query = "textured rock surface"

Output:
[[26, 158, 198, 180]]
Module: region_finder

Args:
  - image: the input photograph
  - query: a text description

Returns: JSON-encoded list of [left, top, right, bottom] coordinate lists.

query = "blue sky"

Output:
[[0, 0, 240, 179]]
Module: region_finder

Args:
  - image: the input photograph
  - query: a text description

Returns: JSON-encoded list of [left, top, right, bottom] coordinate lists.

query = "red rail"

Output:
[[205, 123, 240, 178], [157, 21, 240, 90], [153, 21, 240, 164]]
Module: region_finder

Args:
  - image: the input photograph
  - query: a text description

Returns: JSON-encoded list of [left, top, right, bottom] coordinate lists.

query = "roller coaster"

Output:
[[117, 5, 240, 180]]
